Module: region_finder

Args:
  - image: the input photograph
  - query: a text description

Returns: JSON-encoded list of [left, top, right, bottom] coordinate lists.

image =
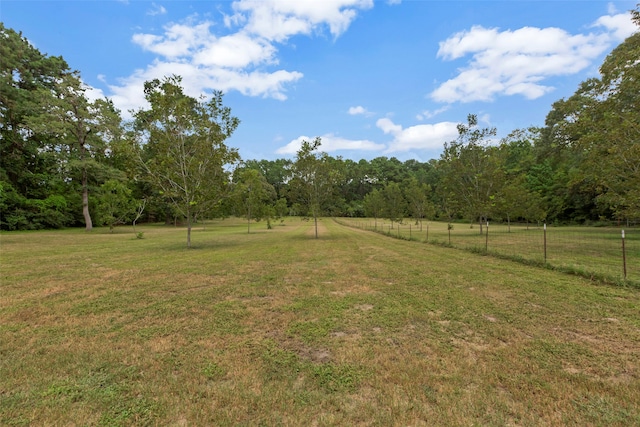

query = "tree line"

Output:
[[1, 14, 639, 245]]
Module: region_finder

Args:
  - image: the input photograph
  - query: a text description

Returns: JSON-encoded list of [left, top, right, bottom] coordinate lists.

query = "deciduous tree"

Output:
[[232, 168, 276, 233], [290, 138, 338, 238], [133, 75, 240, 248], [440, 114, 503, 233], [98, 179, 136, 232]]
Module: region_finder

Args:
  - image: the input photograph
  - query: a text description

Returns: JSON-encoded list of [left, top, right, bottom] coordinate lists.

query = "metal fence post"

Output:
[[485, 221, 489, 252], [622, 230, 627, 280], [544, 223, 547, 263]]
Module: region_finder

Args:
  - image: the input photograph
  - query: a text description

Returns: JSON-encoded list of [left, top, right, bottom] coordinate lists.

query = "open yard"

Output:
[[1, 218, 639, 426], [338, 218, 640, 286]]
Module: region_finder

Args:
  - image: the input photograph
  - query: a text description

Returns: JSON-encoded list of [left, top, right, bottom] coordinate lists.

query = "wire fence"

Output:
[[335, 218, 639, 287]]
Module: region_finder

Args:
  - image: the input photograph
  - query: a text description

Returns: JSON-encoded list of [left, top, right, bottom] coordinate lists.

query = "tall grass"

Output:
[[1, 218, 639, 425]]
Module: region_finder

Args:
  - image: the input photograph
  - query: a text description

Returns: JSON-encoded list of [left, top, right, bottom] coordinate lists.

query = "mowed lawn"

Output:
[[1, 218, 639, 426]]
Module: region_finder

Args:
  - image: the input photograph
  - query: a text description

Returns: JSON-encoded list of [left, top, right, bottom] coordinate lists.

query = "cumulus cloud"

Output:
[[276, 133, 384, 155], [592, 11, 638, 41], [230, 0, 374, 42], [104, 0, 372, 115], [132, 22, 213, 59], [376, 118, 459, 153], [348, 105, 373, 116], [430, 10, 636, 104]]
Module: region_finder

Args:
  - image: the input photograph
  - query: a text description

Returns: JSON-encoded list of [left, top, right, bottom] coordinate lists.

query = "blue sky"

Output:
[[2, 0, 637, 162]]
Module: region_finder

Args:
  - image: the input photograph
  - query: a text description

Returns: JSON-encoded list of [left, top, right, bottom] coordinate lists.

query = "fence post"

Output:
[[426, 223, 429, 242], [409, 224, 412, 240], [622, 229, 627, 280], [544, 223, 547, 263], [485, 221, 489, 252]]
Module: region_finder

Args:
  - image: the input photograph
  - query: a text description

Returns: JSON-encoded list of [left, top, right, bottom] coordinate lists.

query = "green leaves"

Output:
[[289, 138, 341, 238], [133, 75, 240, 247], [542, 30, 640, 221]]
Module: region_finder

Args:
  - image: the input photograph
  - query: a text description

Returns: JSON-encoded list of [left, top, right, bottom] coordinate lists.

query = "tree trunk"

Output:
[[314, 214, 318, 239], [247, 204, 251, 234], [82, 168, 93, 231]]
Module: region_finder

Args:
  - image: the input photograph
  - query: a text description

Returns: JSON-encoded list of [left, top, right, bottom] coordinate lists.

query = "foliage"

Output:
[[0, 24, 73, 230], [97, 179, 137, 232], [289, 138, 340, 238], [132, 75, 240, 247], [2, 14, 640, 232], [231, 168, 277, 233], [363, 189, 385, 228], [381, 181, 406, 225], [27, 73, 124, 231], [403, 177, 435, 227], [440, 114, 502, 233]]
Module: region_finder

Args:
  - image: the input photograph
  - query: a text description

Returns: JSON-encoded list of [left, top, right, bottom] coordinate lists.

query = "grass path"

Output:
[[1, 218, 639, 426]]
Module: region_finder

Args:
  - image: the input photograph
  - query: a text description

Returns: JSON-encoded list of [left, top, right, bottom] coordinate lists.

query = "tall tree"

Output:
[[363, 188, 385, 229], [381, 181, 406, 227], [539, 19, 639, 221], [133, 75, 240, 248], [231, 168, 276, 233], [403, 177, 435, 230], [289, 138, 338, 239], [243, 158, 292, 200], [573, 31, 639, 220], [0, 24, 74, 230], [440, 114, 503, 233], [27, 72, 124, 231]]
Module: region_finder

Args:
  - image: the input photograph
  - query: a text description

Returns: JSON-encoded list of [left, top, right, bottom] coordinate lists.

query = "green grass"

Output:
[[1, 218, 639, 426], [339, 218, 640, 286]]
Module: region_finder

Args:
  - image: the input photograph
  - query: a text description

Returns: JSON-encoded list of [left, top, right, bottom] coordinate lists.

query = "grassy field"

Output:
[[1, 218, 639, 426], [338, 218, 640, 286]]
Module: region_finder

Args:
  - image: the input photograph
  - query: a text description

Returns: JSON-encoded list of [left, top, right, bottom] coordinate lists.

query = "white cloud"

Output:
[[416, 106, 450, 121], [147, 3, 167, 16], [231, 0, 374, 42], [592, 12, 637, 41], [276, 133, 384, 155], [132, 22, 213, 59], [348, 105, 373, 116], [105, 59, 303, 120], [430, 10, 635, 104], [193, 33, 277, 68], [83, 83, 106, 103], [105, 1, 373, 115], [376, 118, 459, 153]]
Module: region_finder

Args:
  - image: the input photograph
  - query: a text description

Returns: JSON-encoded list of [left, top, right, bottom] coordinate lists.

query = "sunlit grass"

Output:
[[1, 218, 639, 425], [339, 218, 639, 286]]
